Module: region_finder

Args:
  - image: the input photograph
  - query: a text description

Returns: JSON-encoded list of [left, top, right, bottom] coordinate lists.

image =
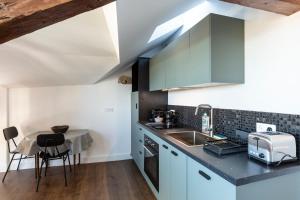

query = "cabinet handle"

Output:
[[162, 144, 168, 149], [136, 103, 138, 109], [139, 139, 143, 143], [139, 151, 142, 155], [198, 170, 211, 180], [171, 150, 178, 156]]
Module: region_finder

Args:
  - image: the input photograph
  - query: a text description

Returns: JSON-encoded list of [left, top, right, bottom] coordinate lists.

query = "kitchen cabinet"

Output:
[[149, 14, 244, 91], [187, 157, 235, 200], [132, 58, 150, 92], [138, 124, 300, 200], [131, 93, 144, 172], [131, 92, 139, 166], [149, 47, 167, 91], [131, 91, 167, 169], [159, 142, 170, 200], [169, 145, 187, 200], [159, 141, 187, 200], [131, 57, 168, 172], [165, 31, 190, 89]]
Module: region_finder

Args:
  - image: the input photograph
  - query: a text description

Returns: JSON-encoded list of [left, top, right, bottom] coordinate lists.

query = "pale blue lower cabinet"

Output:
[[159, 142, 170, 200], [169, 146, 187, 200], [158, 142, 187, 200], [187, 157, 236, 200], [132, 125, 144, 171], [136, 126, 300, 200]]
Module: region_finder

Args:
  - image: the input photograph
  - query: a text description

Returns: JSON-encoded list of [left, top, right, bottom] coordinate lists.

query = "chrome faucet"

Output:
[[195, 104, 214, 137]]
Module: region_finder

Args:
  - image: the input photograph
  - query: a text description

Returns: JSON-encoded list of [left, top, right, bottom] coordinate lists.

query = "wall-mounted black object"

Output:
[[132, 57, 149, 92]]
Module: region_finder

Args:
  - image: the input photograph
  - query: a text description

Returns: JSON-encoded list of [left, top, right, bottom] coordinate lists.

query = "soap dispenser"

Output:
[[202, 112, 210, 134]]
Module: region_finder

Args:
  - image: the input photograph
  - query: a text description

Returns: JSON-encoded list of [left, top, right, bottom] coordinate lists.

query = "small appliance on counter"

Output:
[[248, 131, 297, 165], [165, 110, 178, 129], [147, 109, 180, 130], [150, 109, 165, 122]]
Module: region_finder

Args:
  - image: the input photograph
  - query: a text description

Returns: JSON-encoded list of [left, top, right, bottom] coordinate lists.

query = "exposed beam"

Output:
[[282, 0, 300, 5], [0, 0, 115, 44], [221, 0, 300, 15]]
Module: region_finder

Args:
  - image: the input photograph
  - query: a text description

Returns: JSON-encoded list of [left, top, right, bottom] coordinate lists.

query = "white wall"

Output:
[[0, 88, 8, 172], [7, 71, 132, 171], [169, 12, 300, 115]]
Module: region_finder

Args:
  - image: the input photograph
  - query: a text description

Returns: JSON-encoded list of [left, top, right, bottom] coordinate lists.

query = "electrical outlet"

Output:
[[256, 123, 276, 132]]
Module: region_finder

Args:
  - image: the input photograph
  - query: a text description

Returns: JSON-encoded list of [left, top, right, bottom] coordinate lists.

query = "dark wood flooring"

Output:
[[0, 159, 156, 200]]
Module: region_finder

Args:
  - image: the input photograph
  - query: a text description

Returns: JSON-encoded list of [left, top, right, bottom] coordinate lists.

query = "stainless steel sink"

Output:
[[167, 131, 218, 146]]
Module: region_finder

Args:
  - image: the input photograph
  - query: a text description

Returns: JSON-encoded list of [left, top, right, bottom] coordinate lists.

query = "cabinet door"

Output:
[[150, 49, 167, 91], [189, 15, 211, 85], [187, 157, 236, 200], [131, 92, 139, 164], [165, 31, 190, 89], [159, 142, 171, 200], [136, 126, 144, 171], [170, 146, 187, 200]]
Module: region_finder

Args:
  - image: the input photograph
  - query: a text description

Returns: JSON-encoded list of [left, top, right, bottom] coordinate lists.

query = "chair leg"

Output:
[[17, 154, 23, 171], [67, 154, 72, 172], [73, 154, 76, 168], [63, 156, 67, 187], [44, 159, 49, 177], [2, 153, 16, 183], [36, 159, 44, 192]]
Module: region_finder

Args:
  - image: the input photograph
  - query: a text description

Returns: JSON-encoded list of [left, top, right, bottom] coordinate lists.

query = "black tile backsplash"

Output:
[[168, 105, 300, 157]]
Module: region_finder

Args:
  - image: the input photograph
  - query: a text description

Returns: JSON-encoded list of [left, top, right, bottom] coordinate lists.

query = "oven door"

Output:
[[144, 144, 159, 191]]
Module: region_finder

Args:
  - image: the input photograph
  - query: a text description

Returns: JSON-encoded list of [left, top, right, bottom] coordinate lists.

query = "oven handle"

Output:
[[143, 145, 158, 157]]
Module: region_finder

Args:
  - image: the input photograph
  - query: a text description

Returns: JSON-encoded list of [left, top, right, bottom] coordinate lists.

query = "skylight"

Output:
[[148, 1, 212, 43]]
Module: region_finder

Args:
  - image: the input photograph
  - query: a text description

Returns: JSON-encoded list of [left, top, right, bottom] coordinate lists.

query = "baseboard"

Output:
[[0, 153, 132, 173], [82, 153, 132, 164]]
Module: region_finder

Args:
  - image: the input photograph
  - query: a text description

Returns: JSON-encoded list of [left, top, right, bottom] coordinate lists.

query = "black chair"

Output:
[[2, 127, 34, 183], [36, 133, 71, 192]]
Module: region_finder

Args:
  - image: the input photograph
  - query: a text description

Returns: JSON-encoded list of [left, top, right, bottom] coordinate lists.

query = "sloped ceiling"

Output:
[[0, 0, 283, 87], [0, 3, 119, 87]]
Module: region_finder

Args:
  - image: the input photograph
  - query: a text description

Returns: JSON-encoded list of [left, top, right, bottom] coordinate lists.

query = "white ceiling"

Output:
[[0, 0, 279, 88]]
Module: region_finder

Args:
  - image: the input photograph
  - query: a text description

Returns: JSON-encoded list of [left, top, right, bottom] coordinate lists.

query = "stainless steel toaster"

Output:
[[248, 132, 297, 165]]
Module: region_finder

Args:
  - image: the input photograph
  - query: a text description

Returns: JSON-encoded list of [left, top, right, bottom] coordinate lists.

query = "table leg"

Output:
[[78, 153, 81, 165], [35, 154, 37, 179]]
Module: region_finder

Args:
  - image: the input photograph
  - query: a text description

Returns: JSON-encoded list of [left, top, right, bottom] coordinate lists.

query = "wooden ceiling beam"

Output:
[[221, 0, 300, 15], [0, 0, 115, 44]]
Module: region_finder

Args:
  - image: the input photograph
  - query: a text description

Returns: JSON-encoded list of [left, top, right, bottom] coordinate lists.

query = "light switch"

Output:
[[105, 108, 114, 112]]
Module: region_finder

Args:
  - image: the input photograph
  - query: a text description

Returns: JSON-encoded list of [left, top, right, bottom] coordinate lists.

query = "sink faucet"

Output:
[[195, 104, 214, 137]]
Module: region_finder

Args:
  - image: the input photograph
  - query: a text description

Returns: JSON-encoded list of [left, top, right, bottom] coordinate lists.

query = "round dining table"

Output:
[[16, 129, 93, 177]]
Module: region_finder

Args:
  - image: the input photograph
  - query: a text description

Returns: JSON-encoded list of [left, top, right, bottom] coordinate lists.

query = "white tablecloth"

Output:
[[16, 129, 93, 156]]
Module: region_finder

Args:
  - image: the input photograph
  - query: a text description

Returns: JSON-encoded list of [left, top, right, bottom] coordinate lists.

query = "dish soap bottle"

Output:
[[202, 112, 210, 133]]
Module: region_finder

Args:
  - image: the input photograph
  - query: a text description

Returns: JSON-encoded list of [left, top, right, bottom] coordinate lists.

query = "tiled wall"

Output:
[[168, 105, 300, 157]]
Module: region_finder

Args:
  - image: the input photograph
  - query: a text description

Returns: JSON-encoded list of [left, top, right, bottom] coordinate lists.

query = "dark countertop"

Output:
[[138, 121, 300, 186]]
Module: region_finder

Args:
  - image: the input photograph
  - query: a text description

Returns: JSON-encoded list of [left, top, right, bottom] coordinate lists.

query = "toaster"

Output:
[[248, 132, 297, 165]]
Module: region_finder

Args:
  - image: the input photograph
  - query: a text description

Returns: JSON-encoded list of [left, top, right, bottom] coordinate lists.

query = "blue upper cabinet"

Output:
[[149, 14, 244, 91]]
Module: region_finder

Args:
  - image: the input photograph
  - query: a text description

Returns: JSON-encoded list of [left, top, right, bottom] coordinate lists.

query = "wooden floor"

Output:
[[0, 159, 156, 200]]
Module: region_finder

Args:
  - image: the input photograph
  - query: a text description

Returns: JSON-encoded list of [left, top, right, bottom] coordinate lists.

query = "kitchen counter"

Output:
[[138, 121, 300, 186]]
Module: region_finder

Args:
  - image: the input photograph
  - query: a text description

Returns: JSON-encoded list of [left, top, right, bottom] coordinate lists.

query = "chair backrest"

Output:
[[3, 127, 18, 141], [37, 134, 65, 148]]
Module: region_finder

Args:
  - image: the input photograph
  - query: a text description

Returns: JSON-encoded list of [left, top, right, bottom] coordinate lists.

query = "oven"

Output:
[[144, 135, 159, 191]]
